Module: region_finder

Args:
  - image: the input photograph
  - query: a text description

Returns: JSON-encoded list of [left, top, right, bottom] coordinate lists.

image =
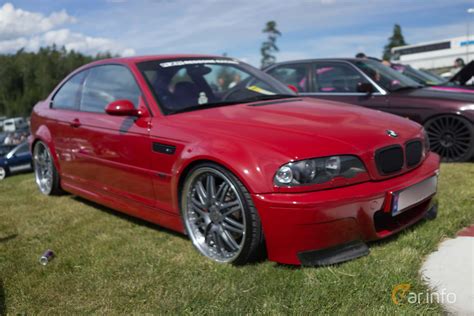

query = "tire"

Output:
[[181, 162, 265, 265], [424, 115, 474, 162], [33, 141, 63, 195], [0, 166, 8, 180]]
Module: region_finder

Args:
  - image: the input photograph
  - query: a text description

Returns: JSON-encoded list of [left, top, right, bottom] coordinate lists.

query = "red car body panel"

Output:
[[30, 55, 441, 265]]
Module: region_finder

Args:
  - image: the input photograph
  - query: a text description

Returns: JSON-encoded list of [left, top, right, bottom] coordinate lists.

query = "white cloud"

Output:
[[0, 2, 76, 40], [0, 2, 134, 56], [91, 0, 466, 65], [0, 37, 29, 53], [39, 29, 135, 56]]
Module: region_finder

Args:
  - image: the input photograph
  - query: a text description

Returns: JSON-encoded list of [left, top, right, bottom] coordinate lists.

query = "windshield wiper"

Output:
[[239, 94, 299, 104], [391, 85, 423, 92], [167, 100, 243, 115]]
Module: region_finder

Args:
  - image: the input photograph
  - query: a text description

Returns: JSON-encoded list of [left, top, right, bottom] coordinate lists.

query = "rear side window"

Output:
[[52, 71, 88, 110], [80, 65, 141, 113], [313, 62, 369, 93], [267, 64, 309, 92]]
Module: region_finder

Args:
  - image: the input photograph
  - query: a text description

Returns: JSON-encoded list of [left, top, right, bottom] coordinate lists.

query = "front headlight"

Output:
[[274, 155, 367, 186]]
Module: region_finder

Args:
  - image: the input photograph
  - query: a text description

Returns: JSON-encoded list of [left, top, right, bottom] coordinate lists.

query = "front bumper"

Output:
[[252, 153, 440, 265]]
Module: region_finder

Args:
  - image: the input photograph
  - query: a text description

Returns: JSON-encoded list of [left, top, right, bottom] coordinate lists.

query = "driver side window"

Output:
[[313, 62, 371, 93], [80, 65, 141, 113]]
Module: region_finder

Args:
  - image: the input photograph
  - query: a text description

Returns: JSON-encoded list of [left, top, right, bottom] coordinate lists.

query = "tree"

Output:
[[0, 46, 113, 117], [260, 21, 281, 69], [383, 24, 407, 61]]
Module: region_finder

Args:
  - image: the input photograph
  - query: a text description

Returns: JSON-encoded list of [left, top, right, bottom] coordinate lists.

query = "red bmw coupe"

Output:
[[29, 55, 440, 266]]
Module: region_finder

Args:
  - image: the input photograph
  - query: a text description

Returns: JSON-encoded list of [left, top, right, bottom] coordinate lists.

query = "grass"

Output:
[[0, 164, 473, 315]]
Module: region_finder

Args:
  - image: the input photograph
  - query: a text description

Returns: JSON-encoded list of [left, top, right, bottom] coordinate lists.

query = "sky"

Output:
[[1, 0, 474, 66]]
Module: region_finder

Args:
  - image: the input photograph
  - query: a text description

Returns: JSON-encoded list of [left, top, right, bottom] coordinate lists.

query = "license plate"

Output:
[[392, 176, 437, 216]]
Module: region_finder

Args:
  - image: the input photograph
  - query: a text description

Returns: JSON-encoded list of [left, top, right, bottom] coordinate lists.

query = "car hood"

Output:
[[165, 97, 422, 160], [393, 87, 474, 102]]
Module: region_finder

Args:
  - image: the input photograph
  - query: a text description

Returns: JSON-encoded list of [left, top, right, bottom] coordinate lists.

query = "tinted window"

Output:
[[267, 64, 309, 92], [80, 65, 141, 113], [52, 71, 87, 109], [354, 59, 421, 91], [314, 62, 369, 93]]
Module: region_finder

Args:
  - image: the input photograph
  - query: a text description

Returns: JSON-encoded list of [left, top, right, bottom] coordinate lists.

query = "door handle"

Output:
[[70, 118, 81, 128]]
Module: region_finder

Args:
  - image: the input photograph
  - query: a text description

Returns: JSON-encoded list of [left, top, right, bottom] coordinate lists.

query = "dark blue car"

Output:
[[0, 142, 32, 180]]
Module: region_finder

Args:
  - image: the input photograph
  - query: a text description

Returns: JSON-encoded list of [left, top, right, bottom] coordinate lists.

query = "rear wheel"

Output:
[[424, 115, 474, 162], [33, 141, 62, 195], [181, 163, 265, 265]]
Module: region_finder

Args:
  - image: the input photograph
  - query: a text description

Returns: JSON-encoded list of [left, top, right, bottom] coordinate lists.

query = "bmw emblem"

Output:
[[386, 130, 398, 138]]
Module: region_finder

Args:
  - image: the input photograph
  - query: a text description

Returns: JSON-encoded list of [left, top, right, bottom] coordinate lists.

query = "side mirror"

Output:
[[357, 82, 374, 94], [105, 100, 140, 116], [287, 84, 299, 93]]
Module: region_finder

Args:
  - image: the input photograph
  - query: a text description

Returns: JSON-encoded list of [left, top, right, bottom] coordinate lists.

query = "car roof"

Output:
[[85, 54, 227, 67], [264, 58, 362, 68]]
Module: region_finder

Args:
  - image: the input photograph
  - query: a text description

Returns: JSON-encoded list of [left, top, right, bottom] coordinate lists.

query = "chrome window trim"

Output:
[[300, 92, 384, 96]]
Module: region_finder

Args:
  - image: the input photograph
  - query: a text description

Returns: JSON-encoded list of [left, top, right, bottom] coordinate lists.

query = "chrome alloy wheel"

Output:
[[183, 168, 246, 263], [0, 167, 6, 180], [34, 142, 54, 195]]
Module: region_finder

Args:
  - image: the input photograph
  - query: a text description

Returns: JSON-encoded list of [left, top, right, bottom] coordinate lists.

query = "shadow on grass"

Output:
[[70, 194, 433, 269], [0, 279, 6, 315], [0, 234, 17, 243], [71, 195, 269, 264], [71, 196, 186, 240]]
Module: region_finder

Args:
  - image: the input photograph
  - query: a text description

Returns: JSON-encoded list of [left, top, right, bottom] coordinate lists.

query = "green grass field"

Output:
[[0, 164, 473, 314]]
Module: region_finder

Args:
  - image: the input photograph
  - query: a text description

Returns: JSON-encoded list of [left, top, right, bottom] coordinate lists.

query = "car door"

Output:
[[308, 61, 389, 110], [6, 143, 31, 173], [265, 63, 311, 94], [49, 70, 89, 183], [75, 64, 156, 208]]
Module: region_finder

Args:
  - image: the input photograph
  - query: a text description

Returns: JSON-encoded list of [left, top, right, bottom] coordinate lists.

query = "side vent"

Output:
[[152, 142, 176, 155]]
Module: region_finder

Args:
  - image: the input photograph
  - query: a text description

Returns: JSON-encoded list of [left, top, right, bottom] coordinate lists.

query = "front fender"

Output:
[[177, 138, 287, 193], [169, 137, 288, 211]]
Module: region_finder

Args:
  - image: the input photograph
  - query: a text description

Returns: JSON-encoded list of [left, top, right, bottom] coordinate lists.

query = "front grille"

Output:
[[375, 145, 404, 175], [406, 140, 422, 167]]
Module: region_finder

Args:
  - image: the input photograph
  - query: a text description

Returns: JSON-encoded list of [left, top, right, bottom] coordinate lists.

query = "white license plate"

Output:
[[392, 176, 437, 216]]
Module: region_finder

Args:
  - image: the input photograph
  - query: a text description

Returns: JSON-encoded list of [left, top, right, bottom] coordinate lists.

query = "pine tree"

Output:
[[260, 21, 282, 69], [383, 24, 408, 61]]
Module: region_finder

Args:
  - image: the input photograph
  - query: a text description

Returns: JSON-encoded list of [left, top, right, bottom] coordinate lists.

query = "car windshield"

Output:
[[354, 59, 422, 92], [137, 58, 296, 114], [392, 64, 445, 86], [417, 69, 446, 85]]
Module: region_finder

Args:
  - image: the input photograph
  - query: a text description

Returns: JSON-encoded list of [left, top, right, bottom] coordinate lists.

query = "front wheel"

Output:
[[33, 141, 63, 195], [424, 115, 474, 162], [181, 163, 265, 265], [0, 166, 8, 180]]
